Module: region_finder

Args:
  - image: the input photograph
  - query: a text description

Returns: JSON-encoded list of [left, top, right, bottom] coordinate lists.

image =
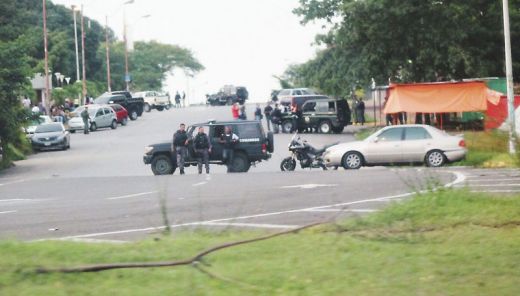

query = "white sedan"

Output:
[[323, 125, 467, 169]]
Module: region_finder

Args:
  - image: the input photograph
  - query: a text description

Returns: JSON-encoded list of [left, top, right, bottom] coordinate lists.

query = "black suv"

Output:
[[143, 120, 274, 175], [280, 98, 351, 134]]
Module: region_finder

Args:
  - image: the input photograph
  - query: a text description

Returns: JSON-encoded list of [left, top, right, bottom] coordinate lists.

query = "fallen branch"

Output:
[[36, 222, 324, 274]]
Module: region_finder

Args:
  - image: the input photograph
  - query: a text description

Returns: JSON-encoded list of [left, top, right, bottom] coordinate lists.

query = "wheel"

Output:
[[129, 109, 138, 121], [70, 130, 76, 134], [111, 120, 117, 129], [425, 150, 446, 167], [228, 152, 250, 173], [282, 120, 293, 133], [157, 106, 164, 111], [342, 151, 363, 169], [151, 154, 175, 175], [144, 103, 151, 112], [89, 122, 97, 132], [165, 104, 170, 110], [280, 157, 296, 171], [319, 121, 332, 134], [266, 132, 274, 153], [332, 126, 344, 134], [121, 117, 128, 126]]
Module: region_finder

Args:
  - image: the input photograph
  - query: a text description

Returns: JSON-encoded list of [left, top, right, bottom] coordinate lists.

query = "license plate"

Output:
[[44, 142, 51, 146]]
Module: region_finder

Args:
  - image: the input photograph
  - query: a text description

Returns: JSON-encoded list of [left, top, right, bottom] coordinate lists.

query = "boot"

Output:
[[180, 169, 185, 175]]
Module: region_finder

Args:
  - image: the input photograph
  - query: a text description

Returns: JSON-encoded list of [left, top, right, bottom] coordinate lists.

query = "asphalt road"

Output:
[[0, 105, 518, 242]]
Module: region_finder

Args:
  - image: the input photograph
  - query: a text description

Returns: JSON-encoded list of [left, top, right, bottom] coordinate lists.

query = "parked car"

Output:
[[276, 88, 316, 102], [110, 104, 129, 126], [94, 91, 144, 120], [31, 122, 70, 151], [280, 98, 351, 134], [323, 125, 467, 169], [133, 91, 170, 112], [143, 120, 274, 175], [207, 85, 249, 105], [68, 105, 118, 132], [25, 115, 53, 136]]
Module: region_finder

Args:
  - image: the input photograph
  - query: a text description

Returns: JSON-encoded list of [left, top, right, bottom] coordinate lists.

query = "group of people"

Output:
[[173, 91, 186, 108], [23, 96, 78, 124], [172, 124, 239, 175]]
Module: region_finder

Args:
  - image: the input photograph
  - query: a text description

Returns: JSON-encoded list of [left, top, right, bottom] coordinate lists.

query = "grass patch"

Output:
[[1, 190, 520, 295], [457, 131, 519, 168]]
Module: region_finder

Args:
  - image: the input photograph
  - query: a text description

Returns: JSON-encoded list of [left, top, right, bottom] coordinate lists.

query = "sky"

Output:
[[52, 0, 324, 104]]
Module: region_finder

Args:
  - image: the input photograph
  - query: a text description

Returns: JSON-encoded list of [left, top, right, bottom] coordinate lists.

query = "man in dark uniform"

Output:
[[219, 126, 239, 172], [193, 126, 212, 174], [81, 106, 90, 134], [172, 123, 189, 175], [264, 103, 273, 131]]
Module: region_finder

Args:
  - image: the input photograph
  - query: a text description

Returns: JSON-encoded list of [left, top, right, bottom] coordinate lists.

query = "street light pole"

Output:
[[105, 15, 112, 92], [42, 0, 50, 114], [71, 5, 80, 82], [80, 5, 87, 104], [123, 9, 130, 91], [502, 0, 516, 154]]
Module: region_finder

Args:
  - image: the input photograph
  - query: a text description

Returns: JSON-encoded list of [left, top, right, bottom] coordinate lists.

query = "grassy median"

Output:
[[1, 189, 520, 295]]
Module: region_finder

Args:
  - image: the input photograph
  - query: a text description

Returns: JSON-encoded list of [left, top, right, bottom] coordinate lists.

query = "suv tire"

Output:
[[144, 103, 151, 112], [129, 109, 138, 121], [157, 106, 164, 111], [151, 154, 175, 175], [228, 152, 250, 173], [267, 132, 274, 153], [319, 120, 332, 134], [332, 126, 344, 134], [282, 120, 293, 133]]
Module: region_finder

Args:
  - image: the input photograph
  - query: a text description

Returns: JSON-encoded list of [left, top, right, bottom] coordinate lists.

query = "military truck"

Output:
[[207, 85, 249, 105], [280, 98, 351, 134]]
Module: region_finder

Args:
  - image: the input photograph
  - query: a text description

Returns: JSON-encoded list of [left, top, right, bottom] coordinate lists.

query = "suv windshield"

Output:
[[35, 123, 63, 133]]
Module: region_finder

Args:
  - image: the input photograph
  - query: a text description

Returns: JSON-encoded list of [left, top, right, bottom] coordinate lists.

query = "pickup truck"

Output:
[[94, 91, 144, 120], [133, 91, 170, 112], [207, 85, 249, 106]]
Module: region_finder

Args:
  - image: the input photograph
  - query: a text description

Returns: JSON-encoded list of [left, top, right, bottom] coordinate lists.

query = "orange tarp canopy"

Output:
[[383, 81, 502, 114]]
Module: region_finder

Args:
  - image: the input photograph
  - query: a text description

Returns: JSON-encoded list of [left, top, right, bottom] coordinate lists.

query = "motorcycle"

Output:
[[280, 133, 338, 171]]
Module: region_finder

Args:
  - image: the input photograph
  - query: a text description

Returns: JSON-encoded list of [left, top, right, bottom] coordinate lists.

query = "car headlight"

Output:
[[144, 146, 154, 154]]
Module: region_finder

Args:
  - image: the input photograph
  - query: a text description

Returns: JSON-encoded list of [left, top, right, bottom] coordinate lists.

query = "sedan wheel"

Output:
[[89, 122, 97, 132], [121, 117, 128, 126], [111, 120, 117, 129], [342, 152, 363, 170], [426, 150, 446, 167]]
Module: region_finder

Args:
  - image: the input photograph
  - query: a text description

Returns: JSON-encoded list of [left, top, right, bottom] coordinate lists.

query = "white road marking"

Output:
[[192, 182, 207, 187], [281, 184, 338, 189], [0, 179, 26, 187], [55, 238, 128, 244], [198, 222, 298, 229], [0, 199, 34, 203], [55, 171, 467, 240], [106, 191, 158, 200], [456, 184, 520, 187], [303, 209, 379, 213], [471, 190, 520, 193], [0, 210, 17, 215], [466, 178, 520, 182]]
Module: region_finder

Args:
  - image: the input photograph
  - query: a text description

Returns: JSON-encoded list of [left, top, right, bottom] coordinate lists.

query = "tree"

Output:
[[289, 0, 520, 95]]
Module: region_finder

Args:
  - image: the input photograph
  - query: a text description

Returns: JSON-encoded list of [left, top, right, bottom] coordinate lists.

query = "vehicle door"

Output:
[[402, 127, 434, 163], [209, 125, 226, 161], [105, 108, 115, 124], [235, 123, 262, 157], [94, 108, 105, 126], [363, 127, 405, 164], [185, 126, 198, 162], [301, 101, 317, 128]]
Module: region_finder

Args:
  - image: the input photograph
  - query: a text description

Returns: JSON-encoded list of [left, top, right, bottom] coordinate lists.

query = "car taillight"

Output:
[[459, 140, 466, 147], [262, 143, 267, 153]]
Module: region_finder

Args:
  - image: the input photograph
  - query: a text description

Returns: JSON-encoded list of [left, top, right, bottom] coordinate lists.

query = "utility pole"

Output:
[[81, 5, 87, 105], [42, 0, 50, 114], [123, 10, 130, 91], [502, 0, 516, 154], [105, 15, 112, 92], [72, 5, 80, 82]]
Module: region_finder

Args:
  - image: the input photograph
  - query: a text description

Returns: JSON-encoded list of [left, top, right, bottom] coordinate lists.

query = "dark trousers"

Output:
[[175, 146, 187, 172], [83, 119, 89, 134], [196, 149, 210, 174], [223, 148, 234, 172], [265, 115, 271, 131]]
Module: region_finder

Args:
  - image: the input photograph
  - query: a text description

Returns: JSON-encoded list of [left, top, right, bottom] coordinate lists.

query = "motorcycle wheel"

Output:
[[280, 157, 297, 172]]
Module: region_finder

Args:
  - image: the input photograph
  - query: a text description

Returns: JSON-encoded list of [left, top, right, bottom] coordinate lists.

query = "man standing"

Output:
[[355, 98, 366, 126], [172, 123, 189, 175], [264, 103, 273, 131], [175, 92, 181, 108], [254, 104, 263, 121], [193, 126, 212, 174], [219, 126, 239, 172], [81, 106, 90, 134], [271, 103, 283, 133]]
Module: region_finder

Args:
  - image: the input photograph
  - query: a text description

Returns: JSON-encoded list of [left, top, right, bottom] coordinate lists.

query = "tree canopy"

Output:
[[286, 0, 520, 96]]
